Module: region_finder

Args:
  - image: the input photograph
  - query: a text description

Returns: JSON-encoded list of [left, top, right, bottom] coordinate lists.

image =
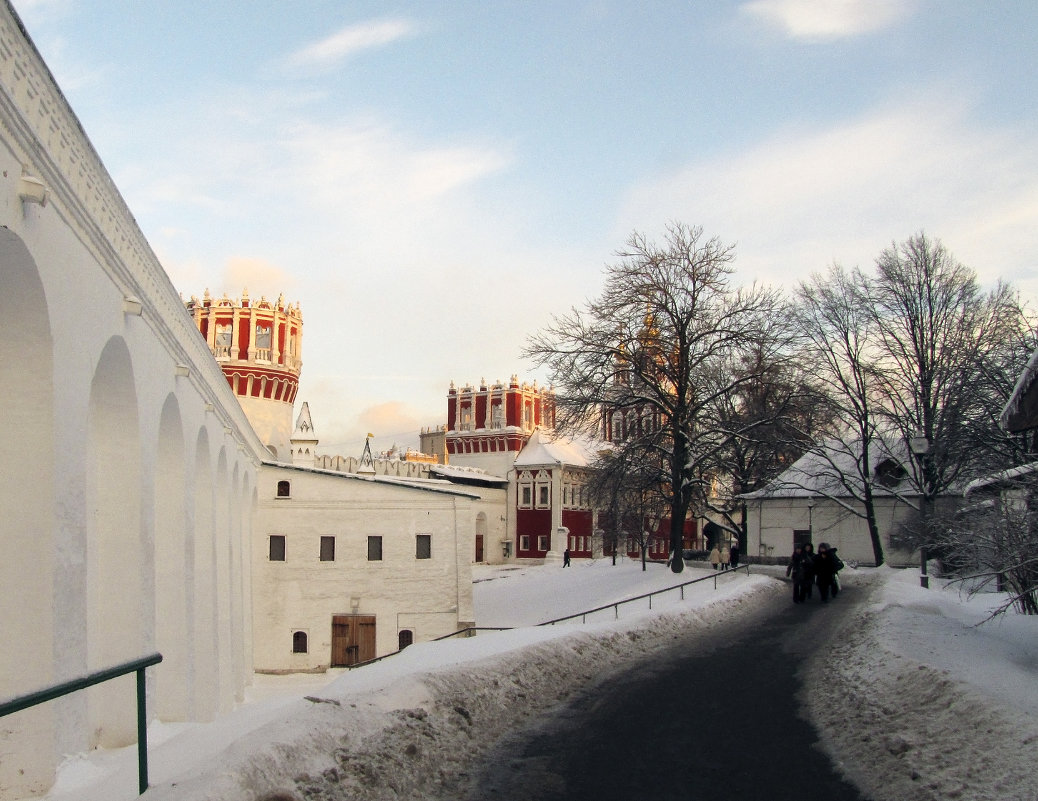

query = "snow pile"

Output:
[[807, 567, 1038, 801], [23, 560, 1038, 801]]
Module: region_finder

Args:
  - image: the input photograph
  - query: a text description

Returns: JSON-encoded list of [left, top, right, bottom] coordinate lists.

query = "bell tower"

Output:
[[186, 288, 303, 460]]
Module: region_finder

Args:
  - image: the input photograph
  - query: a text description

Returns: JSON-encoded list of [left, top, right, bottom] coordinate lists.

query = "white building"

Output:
[[253, 464, 482, 672], [741, 440, 932, 566], [0, 4, 262, 794]]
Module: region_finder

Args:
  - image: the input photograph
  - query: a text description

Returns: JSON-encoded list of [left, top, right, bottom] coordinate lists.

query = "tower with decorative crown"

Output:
[[186, 289, 303, 459], [445, 375, 555, 475]]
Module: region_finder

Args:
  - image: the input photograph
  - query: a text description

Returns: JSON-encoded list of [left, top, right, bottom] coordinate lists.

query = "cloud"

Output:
[[222, 257, 297, 300], [283, 18, 417, 71], [617, 94, 1038, 296], [740, 0, 913, 40]]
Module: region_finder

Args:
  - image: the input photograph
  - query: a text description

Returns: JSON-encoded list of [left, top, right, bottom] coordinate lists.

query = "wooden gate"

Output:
[[331, 615, 376, 666]]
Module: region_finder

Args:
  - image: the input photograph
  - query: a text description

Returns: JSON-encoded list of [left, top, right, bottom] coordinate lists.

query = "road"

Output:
[[468, 577, 868, 801]]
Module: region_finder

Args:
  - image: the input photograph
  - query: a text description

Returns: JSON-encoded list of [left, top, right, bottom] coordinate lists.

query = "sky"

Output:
[[11, 0, 1038, 457], [32, 562, 1038, 801]]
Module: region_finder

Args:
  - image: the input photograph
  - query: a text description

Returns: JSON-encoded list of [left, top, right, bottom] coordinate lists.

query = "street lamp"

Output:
[[807, 498, 815, 541], [908, 432, 931, 589]]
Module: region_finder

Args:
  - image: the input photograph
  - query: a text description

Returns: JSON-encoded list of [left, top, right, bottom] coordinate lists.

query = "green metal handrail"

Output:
[[0, 652, 163, 795]]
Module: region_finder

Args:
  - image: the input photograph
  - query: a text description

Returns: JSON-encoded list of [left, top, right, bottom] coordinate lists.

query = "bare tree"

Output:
[[934, 472, 1038, 616], [525, 222, 789, 573], [706, 339, 831, 541], [585, 446, 668, 571], [867, 232, 1028, 501], [792, 264, 889, 565]]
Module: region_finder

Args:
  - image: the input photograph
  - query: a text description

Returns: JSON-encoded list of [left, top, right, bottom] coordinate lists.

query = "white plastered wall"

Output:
[[0, 4, 265, 793], [253, 467, 477, 672]]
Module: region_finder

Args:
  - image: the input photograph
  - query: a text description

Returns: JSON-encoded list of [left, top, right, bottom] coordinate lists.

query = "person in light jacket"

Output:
[[709, 544, 721, 570], [720, 545, 731, 571]]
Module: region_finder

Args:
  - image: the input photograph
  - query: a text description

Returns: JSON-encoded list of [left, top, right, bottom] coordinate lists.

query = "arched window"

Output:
[[398, 630, 414, 650], [276, 480, 290, 497], [292, 631, 308, 653]]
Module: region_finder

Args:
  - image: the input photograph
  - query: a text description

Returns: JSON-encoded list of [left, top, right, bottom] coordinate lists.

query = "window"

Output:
[[537, 484, 550, 508], [520, 535, 530, 552], [537, 535, 549, 552], [292, 631, 308, 653], [320, 536, 335, 561], [215, 323, 232, 357], [398, 630, 414, 650], [276, 480, 290, 498], [491, 403, 504, 429], [367, 536, 383, 561], [793, 529, 812, 548], [269, 535, 286, 561], [416, 534, 432, 559], [520, 485, 532, 507]]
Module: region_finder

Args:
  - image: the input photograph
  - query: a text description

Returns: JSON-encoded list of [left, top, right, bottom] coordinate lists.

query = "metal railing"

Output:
[[0, 652, 163, 795], [540, 563, 750, 625], [433, 563, 751, 640]]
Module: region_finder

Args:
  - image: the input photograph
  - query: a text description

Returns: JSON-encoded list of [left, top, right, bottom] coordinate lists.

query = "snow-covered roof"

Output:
[[964, 460, 1038, 495], [1001, 344, 1038, 432], [741, 438, 918, 500], [513, 428, 605, 469], [261, 460, 481, 499], [429, 463, 508, 486]]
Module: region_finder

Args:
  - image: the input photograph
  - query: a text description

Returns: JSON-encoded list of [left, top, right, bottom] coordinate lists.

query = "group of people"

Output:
[[708, 541, 740, 571], [786, 541, 844, 603]]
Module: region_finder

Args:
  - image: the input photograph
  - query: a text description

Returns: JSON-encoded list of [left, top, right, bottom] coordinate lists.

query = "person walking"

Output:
[[829, 546, 844, 596], [814, 543, 838, 603], [720, 544, 731, 571], [729, 540, 740, 569], [709, 544, 721, 570], [786, 544, 808, 603], [802, 543, 816, 599], [563, 548, 571, 567]]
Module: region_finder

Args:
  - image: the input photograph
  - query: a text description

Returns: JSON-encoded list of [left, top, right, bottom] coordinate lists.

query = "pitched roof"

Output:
[[741, 438, 918, 500], [513, 428, 603, 468]]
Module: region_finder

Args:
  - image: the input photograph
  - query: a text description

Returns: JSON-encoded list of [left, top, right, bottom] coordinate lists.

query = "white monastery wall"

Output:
[[744, 496, 921, 566], [254, 466, 477, 672], [0, 4, 265, 795]]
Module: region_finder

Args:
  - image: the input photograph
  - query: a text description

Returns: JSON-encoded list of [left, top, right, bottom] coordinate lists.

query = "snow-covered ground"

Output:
[[18, 558, 1038, 801]]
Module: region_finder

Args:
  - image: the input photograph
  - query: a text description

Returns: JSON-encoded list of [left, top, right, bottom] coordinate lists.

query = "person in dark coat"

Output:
[[729, 540, 740, 569], [813, 543, 838, 602], [563, 548, 571, 567], [786, 545, 809, 603], [829, 545, 844, 596], [802, 543, 816, 598]]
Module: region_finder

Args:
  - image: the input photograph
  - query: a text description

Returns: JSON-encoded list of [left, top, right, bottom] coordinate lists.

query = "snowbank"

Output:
[[22, 560, 1038, 801], [806, 567, 1038, 801]]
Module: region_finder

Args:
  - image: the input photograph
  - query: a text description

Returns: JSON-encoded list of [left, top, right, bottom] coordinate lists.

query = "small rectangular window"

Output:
[[276, 480, 291, 498], [269, 535, 286, 561], [538, 484, 550, 507], [416, 534, 431, 559], [320, 536, 335, 561], [537, 535, 549, 552], [367, 536, 383, 561], [520, 535, 530, 552]]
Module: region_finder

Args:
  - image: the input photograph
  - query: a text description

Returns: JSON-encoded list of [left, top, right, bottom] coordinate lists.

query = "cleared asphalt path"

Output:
[[470, 577, 868, 801]]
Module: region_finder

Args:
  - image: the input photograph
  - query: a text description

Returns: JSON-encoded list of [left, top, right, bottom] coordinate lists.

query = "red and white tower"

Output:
[[186, 289, 302, 460], [445, 375, 555, 475]]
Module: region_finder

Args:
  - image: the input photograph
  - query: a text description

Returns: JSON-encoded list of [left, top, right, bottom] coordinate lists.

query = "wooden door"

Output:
[[331, 615, 377, 666], [475, 534, 484, 563]]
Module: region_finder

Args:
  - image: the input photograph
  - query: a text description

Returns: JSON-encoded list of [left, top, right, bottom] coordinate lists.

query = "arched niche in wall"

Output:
[[0, 228, 57, 793], [86, 335, 142, 747]]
